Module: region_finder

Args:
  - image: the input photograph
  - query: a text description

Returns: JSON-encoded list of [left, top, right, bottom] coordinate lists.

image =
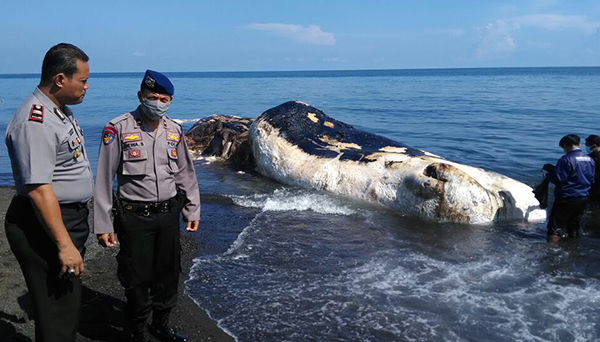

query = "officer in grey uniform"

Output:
[[94, 70, 200, 342], [4, 43, 92, 342]]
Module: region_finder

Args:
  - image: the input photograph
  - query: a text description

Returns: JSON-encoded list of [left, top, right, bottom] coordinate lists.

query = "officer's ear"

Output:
[[137, 91, 142, 102], [54, 73, 67, 89]]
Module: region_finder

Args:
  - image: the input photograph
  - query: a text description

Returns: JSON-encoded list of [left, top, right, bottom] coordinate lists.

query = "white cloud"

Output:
[[248, 23, 336, 46], [475, 13, 600, 59], [514, 14, 600, 34], [133, 52, 145, 57], [476, 20, 519, 58]]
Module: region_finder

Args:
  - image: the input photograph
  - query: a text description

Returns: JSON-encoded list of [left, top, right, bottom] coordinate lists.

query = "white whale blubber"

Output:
[[249, 101, 546, 224]]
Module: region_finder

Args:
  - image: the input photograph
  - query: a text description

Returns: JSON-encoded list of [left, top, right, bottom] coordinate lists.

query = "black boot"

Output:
[[124, 322, 151, 342], [150, 312, 187, 342]]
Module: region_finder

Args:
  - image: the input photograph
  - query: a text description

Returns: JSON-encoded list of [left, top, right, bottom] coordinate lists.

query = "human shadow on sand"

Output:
[[1, 286, 125, 342]]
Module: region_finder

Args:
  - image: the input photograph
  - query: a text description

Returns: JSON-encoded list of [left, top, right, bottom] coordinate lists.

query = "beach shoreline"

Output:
[[0, 186, 234, 342]]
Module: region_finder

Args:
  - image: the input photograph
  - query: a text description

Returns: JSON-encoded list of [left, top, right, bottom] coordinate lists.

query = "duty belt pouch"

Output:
[[112, 193, 125, 233], [176, 187, 187, 212]]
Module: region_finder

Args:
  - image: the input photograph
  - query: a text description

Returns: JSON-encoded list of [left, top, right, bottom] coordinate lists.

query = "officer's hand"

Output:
[[542, 164, 555, 173], [97, 233, 117, 248], [58, 243, 84, 278], [186, 220, 199, 232]]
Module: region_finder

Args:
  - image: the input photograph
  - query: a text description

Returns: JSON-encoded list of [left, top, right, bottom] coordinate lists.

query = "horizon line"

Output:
[[1, 65, 600, 77]]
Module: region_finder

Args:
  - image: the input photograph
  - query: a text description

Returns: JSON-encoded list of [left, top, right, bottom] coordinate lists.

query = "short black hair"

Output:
[[559, 134, 580, 148], [40, 43, 89, 85], [585, 135, 600, 147]]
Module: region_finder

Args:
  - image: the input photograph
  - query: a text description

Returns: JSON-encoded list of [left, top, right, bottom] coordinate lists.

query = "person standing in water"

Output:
[[543, 134, 595, 243]]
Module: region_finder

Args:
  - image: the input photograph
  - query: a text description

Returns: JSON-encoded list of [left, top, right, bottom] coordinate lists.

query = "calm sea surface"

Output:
[[2, 68, 600, 341]]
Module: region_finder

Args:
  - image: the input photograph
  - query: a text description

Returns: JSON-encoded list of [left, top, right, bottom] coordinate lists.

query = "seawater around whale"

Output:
[[247, 101, 546, 224]]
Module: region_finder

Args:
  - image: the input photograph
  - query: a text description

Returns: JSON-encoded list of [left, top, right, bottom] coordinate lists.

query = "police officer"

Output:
[[4, 43, 92, 342], [543, 134, 595, 243], [94, 70, 200, 342]]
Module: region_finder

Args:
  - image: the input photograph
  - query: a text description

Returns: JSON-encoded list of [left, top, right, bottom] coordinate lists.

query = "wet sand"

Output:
[[0, 186, 234, 342]]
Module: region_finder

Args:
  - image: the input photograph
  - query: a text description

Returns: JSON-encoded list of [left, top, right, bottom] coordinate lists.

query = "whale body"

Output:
[[249, 101, 546, 224]]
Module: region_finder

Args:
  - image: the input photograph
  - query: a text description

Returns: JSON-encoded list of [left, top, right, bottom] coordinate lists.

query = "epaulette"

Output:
[[108, 113, 132, 126], [164, 115, 182, 128], [28, 104, 44, 122]]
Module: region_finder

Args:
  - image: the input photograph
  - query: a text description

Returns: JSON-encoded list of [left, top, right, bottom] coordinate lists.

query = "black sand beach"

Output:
[[0, 186, 234, 342]]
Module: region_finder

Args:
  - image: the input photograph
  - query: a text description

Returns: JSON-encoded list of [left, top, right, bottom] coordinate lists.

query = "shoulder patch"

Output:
[[28, 105, 44, 122], [103, 126, 117, 145]]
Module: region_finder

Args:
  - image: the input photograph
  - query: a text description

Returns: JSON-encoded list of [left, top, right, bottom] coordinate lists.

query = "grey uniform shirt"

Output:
[[94, 107, 201, 234], [5, 87, 94, 203]]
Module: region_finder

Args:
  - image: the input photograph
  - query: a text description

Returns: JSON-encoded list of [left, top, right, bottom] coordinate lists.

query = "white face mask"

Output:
[[140, 97, 169, 121]]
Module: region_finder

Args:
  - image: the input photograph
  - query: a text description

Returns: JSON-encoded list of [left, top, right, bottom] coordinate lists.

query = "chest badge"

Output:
[[123, 132, 143, 142], [128, 149, 142, 159], [169, 149, 178, 159], [167, 131, 180, 142], [73, 148, 81, 159]]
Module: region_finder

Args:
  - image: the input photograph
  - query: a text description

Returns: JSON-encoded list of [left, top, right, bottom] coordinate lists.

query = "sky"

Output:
[[1, 0, 599, 73]]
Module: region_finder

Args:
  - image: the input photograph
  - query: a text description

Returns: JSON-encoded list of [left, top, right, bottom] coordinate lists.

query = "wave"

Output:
[[227, 189, 357, 216], [172, 118, 202, 124]]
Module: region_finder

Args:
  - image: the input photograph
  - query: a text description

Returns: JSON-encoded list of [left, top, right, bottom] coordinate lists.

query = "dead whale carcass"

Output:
[[249, 101, 546, 224]]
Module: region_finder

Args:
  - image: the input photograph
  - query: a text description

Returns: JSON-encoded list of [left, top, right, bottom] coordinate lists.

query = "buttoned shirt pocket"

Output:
[[167, 147, 179, 174], [57, 135, 81, 167], [122, 148, 148, 176]]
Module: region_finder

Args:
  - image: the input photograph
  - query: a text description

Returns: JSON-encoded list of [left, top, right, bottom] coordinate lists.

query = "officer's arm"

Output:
[[7, 122, 83, 276], [26, 184, 85, 277], [93, 124, 121, 244], [175, 130, 200, 231]]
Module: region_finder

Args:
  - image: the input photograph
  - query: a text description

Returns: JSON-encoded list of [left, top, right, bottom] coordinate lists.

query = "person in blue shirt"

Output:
[[543, 134, 595, 243], [584, 134, 600, 204]]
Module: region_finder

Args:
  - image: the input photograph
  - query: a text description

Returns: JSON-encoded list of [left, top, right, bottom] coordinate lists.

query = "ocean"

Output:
[[2, 68, 600, 341]]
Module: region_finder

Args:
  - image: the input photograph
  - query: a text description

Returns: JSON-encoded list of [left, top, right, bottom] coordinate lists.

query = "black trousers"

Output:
[[547, 197, 588, 237], [114, 203, 182, 326], [4, 195, 89, 342]]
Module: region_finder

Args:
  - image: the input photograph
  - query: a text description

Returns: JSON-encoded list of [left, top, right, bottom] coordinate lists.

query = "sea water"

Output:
[[2, 68, 600, 341]]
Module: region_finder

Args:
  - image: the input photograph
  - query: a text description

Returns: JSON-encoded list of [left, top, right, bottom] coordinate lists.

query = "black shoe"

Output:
[[124, 323, 151, 342], [149, 324, 188, 342]]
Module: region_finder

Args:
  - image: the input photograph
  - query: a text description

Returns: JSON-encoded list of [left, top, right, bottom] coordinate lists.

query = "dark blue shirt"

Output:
[[548, 148, 595, 199]]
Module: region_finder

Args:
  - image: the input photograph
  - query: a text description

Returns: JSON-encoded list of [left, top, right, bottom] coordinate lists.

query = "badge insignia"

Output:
[[128, 149, 142, 158], [122, 132, 143, 142], [167, 131, 180, 142], [103, 126, 117, 146], [54, 108, 66, 120], [28, 105, 44, 122], [73, 148, 81, 159], [169, 149, 178, 158], [145, 75, 155, 89]]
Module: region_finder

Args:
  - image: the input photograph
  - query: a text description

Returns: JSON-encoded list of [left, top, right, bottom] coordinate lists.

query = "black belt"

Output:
[[16, 195, 88, 210], [120, 196, 177, 216], [60, 201, 89, 210]]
